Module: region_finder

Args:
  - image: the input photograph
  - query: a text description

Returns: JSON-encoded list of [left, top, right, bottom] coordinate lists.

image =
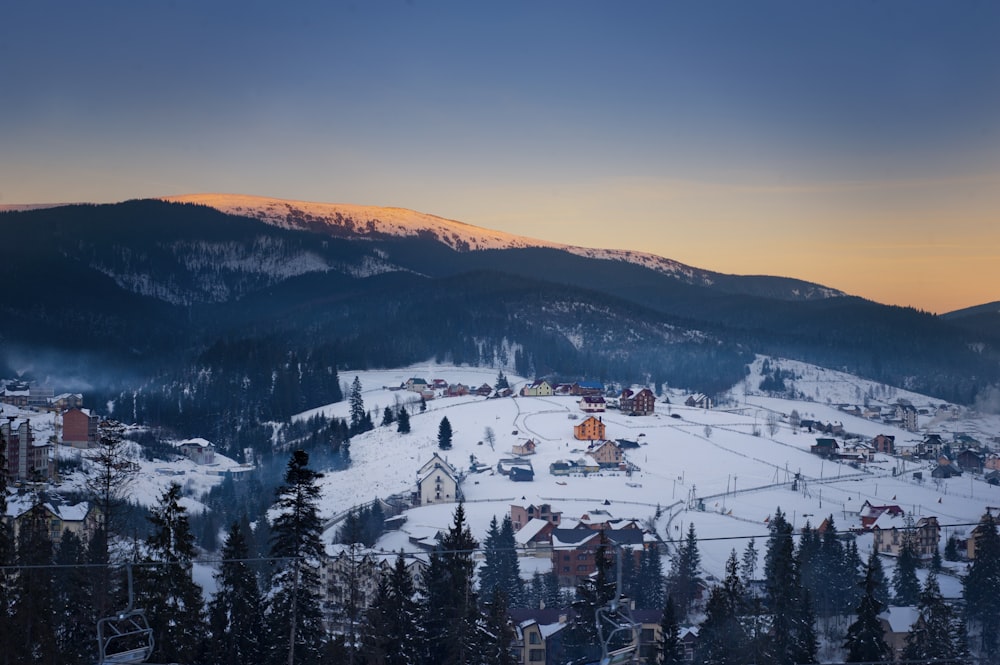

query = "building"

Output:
[[521, 380, 554, 397], [620, 388, 656, 416], [873, 515, 940, 559], [511, 501, 562, 531], [416, 453, 459, 505], [2, 417, 52, 482], [62, 407, 99, 449], [550, 525, 653, 586], [685, 393, 712, 409], [872, 434, 895, 455], [513, 439, 537, 455], [859, 501, 904, 531], [571, 381, 604, 396], [405, 377, 428, 392], [810, 438, 840, 458], [573, 416, 606, 441], [6, 497, 100, 545], [178, 438, 216, 465], [578, 395, 606, 413], [586, 440, 623, 468]]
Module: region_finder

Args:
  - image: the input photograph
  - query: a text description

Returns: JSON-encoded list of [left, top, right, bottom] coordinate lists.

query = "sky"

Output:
[[2, 1, 999, 314]]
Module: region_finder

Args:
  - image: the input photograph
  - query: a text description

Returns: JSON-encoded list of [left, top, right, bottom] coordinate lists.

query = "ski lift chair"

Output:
[[96, 564, 154, 665]]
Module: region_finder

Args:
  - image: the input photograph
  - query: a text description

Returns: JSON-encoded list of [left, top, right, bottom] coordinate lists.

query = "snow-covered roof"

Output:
[[879, 606, 920, 633], [514, 518, 551, 545]]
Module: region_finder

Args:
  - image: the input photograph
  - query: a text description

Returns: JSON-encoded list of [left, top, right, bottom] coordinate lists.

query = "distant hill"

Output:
[[0, 198, 996, 438]]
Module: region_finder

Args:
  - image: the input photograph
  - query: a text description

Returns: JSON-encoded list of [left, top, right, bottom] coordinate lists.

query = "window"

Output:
[[529, 633, 541, 644], [529, 649, 545, 662]]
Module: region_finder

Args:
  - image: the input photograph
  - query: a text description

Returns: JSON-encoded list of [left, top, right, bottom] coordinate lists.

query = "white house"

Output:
[[416, 453, 459, 505]]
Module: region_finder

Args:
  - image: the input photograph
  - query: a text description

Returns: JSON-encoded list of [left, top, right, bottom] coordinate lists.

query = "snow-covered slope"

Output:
[[163, 193, 844, 297]]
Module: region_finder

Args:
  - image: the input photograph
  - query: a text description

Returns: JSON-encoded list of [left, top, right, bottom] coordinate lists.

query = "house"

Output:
[[620, 388, 656, 416], [512, 439, 537, 455], [62, 407, 99, 449], [446, 383, 470, 397], [685, 393, 712, 409], [2, 417, 53, 482], [838, 442, 875, 463], [179, 438, 216, 465], [879, 606, 920, 663], [508, 609, 569, 665], [405, 377, 429, 393], [573, 415, 606, 441], [810, 438, 840, 458], [6, 497, 100, 545], [931, 459, 962, 478], [586, 440, 623, 468], [475, 383, 493, 397], [872, 434, 895, 455], [957, 449, 984, 474], [985, 454, 1000, 472], [431, 378, 449, 390], [859, 501, 904, 531], [550, 525, 653, 586], [571, 381, 604, 396], [578, 395, 606, 413], [511, 501, 562, 531], [510, 465, 535, 482], [873, 515, 940, 559], [49, 392, 83, 412], [521, 380, 554, 397], [549, 458, 599, 476], [895, 402, 919, 432], [416, 453, 460, 505]]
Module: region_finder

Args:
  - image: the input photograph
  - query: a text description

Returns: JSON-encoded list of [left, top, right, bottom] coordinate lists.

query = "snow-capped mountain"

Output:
[[163, 193, 844, 299]]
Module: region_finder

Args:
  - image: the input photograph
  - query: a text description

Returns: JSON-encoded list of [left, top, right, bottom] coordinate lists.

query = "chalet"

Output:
[[573, 415, 606, 441], [550, 525, 653, 586], [179, 438, 216, 465], [966, 512, 999, 560], [620, 388, 656, 416], [863, 406, 882, 420], [571, 381, 604, 396], [446, 383, 470, 397], [431, 378, 449, 390], [586, 440, 623, 468], [859, 501, 904, 530], [416, 453, 459, 505], [985, 454, 1000, 472], [2, 417, 53, 482], [475, 383, 493, 397], [838, 442, 875, 463], [879, 606, 920, 663], [62, 407, 99, 449], [810, 438, 840, 458], [872, 434, 895, 455], [405, 377, 429, 393], [921, 434, 945, 457], [508, 610, 569, 665], [873, 515, 940, 559], [521, 380, 554, 397], [685, 393, 712, 409], [512, 439, 537, 456], [957, 449, 984, 474], [510, 501, 562, 530], [578, 395, 606, 413], [49, 392, 83, 412]]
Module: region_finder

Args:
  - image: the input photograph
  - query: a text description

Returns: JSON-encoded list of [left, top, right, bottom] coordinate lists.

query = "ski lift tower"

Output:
[[595, 545, 640, 665]]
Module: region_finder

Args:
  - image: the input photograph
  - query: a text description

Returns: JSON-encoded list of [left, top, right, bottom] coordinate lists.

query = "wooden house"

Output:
[[586, 440, 623, 468], [578, 395, 606, 413]]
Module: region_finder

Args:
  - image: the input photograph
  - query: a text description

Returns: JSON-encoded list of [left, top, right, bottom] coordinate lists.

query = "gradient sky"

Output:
[[3, 1, 999, 313]]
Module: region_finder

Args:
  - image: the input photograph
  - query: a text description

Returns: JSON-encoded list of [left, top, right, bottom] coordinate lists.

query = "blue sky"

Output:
[[2, 1, 999, 312]]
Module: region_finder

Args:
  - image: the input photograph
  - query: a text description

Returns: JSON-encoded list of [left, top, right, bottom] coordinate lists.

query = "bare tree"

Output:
[[766, 412, 781, 437], [484, 426, 496, 450]]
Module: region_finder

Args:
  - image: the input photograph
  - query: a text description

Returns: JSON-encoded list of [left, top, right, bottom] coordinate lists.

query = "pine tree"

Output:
[[349, 376, 370, 435], [902, 570, 957, 664], [844, 552, 891, 664], [637, 545, 665, 610], [892, 520, 921, 606], [438, 416, 453, 450], [964, 510, 1000, 657], [361, 552, 423, 665], [53, 530, 94, 665], [868, 549, 890, 609], [481, 586, 516, 665], [479, 515, 522, 606], [668, 522, 701, 617], [563, 532, 616, 663], [210, 520, 265, 665], [381, 406, 395, 427], [659, 595, 686, 665], [422, 503, 480, 664], [10, 503, 58, 665], [494, 369, 509, 391], [696, 551, 747, 665], [268, 450, 327, 665], [762, 507, 817, 665], [396, 406, 410, 434], [139, 482, 207, 665]]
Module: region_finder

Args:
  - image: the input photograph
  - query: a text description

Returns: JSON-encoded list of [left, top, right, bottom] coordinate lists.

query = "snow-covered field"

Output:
[[286, 359, 999, 597]]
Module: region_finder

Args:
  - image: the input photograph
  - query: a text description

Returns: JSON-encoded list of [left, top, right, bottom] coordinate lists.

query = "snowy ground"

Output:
[[286, 359, 1000, 597]]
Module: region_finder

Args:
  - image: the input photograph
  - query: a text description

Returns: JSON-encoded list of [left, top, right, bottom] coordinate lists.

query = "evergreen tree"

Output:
[[0, 445, 13, 665], [10, 503, 58, 665], [494, 369, 509, 391], [210, 520, 265, 665], [438, 416, 453, 450], [381, 406, 395, 427], [902, 570, 958, 665], [563, 532, 616, 663], [481, 586, 516, 665], [422, 503, 480, 664], [696, 551, 747, 665], [964, 510, 1000, 657], [637, 545, 665, 610], [844, 553, 891, 664], [349, 376, 371, 435], [659, 595, 686, 665], [53, 530, 94, 665], [396, 406, 410, 434], [361, 552, 423, 665], [268, 450, 327, 665], [479, 515, 522, 606], [945, 533, 961, 561], [892, 519, 921, 606], [762, 507, 817, 665], [868, 549, 890, 609], [139, 482, 207, 665], [667, 522, 701, 617]]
